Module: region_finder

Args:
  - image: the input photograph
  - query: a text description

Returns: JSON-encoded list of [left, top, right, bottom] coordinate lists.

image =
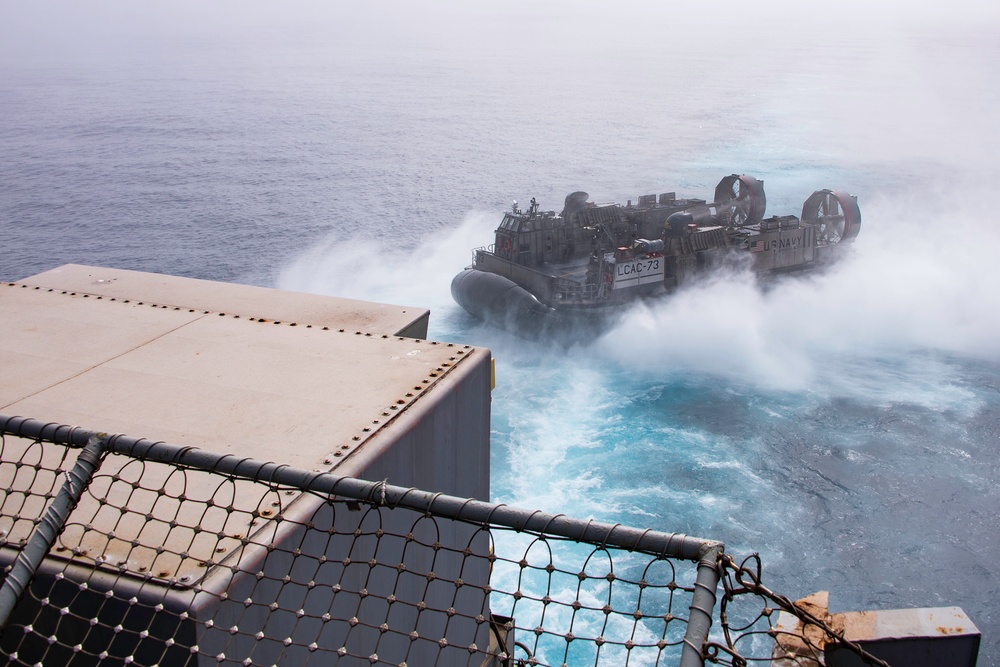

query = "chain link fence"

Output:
[[0, 414, 887, 666]]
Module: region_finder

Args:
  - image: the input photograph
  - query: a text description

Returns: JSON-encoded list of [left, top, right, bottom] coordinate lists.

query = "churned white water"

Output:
[[3, 1, 1000, 662]]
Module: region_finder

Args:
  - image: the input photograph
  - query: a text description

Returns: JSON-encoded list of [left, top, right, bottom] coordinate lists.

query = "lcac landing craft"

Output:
[[451, 174, 860, 337]]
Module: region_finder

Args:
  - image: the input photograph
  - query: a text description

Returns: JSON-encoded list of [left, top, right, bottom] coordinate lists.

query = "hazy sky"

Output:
[[2, 0, 999, 57]]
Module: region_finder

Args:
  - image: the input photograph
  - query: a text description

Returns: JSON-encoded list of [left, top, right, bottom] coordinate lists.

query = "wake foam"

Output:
[[277, 212, 490, 315], [595, 180, 1000, 398]]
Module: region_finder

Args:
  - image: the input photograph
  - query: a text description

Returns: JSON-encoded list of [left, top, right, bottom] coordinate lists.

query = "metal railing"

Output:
[[0, 414, 888, 666]]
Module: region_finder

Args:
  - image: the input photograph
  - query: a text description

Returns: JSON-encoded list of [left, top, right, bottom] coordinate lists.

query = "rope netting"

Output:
[[0, 417, 888, 667]]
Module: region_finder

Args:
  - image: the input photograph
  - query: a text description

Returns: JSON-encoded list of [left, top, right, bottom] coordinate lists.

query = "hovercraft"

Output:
[[452, 175, 860, 335]]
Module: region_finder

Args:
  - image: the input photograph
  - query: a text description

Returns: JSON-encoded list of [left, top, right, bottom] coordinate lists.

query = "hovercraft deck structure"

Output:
[[452, 175, 860, 336]]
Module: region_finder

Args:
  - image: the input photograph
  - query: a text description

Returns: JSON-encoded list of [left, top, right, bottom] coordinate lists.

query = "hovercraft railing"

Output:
[[472, 245, 491, 267], [552, 276, 601, 304]]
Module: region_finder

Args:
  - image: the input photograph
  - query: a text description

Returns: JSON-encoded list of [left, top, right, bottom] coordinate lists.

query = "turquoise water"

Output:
[[3, 1, 1000, 662]]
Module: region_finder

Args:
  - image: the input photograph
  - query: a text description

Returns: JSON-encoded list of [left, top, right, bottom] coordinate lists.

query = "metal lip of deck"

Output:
[[20, 263, 430, 338]]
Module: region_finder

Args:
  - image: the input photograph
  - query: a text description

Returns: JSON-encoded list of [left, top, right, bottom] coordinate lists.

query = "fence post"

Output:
[[679, 543, 723, 667], [0, 435, 105, 631]]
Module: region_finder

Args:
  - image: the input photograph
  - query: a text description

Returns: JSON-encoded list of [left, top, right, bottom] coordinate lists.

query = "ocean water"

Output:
[[3, 1, 1000, 663]]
